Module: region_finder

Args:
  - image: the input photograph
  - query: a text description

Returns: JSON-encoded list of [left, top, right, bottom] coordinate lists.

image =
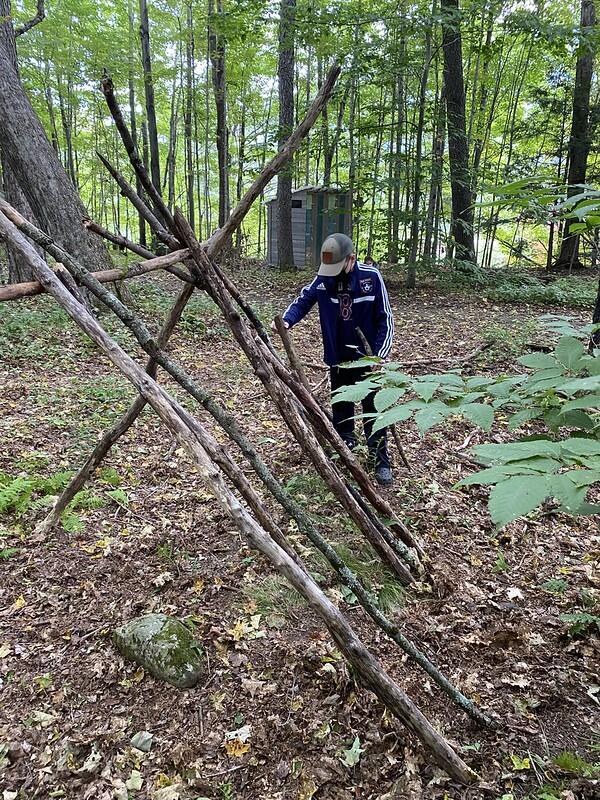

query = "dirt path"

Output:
[[0, 267, 598, 799]]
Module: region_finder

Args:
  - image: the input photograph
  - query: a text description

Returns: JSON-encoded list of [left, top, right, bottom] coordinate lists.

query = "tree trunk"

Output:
[[185, 0, 195, 231], [424, 79, 445, 261], [441, 0, 476, 267], [235, 95, 246, 254], [389, 48, 404, 266], [0, 0, 110, 275], [128, 0, 146, 247], [276, 0, 296, 269], [139, 0, 161, 197], [555, 0, 596, 270], [208, 0, 230, 230], [57, 71, 77, 186], [406, 22, 433, 287], [164, 65, 179, 211]]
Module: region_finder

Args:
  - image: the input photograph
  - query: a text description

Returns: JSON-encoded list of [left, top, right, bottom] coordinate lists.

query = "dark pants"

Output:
[[330, 366, 390, 469]]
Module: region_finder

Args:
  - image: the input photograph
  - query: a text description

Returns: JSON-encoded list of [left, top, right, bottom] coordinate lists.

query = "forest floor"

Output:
[[0, 263, 599, 800]]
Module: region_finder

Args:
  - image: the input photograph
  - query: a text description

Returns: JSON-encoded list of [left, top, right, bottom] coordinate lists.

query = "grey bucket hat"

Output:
[[318, 233, 355, 277]]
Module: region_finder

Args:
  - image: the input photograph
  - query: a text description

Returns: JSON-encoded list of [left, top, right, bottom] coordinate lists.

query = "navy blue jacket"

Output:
[[282, 262, 394, 366]]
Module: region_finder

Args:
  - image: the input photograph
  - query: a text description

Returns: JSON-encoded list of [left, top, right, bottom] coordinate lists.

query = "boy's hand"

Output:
[[271, 318, 289, 332]]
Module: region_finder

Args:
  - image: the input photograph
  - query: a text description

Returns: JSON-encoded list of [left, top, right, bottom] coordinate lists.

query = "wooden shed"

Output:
[[266, 186, 352, 269]]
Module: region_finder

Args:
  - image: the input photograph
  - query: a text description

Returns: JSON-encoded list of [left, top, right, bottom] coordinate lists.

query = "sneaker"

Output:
[[343, 437, 358, 451], [375, 465, 393, 487]]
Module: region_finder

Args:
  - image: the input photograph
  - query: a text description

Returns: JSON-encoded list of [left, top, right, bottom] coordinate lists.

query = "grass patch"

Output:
[[243, 574, 304, 617], [436, 264, 596, 308], [0, 298, 90, 362]]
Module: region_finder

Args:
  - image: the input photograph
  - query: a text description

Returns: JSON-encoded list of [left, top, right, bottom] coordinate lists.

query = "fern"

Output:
[[560, 612, 600, 636], [42, 471, 75, 493], [60, 509, 85, 533], [0, 476, 36, 516]]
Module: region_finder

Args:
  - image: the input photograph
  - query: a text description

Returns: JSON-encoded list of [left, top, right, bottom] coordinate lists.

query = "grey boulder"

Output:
[[114, 614, 203, 689]]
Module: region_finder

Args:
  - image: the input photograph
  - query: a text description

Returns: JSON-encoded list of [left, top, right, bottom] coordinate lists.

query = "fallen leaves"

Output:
[[340, 736, 364, 767], [13, 594, 25, 611], [223, 724, 252, 757], [228, 613, 265, 641]]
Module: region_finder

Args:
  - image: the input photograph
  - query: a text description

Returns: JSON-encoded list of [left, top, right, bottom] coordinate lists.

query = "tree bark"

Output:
[[276, 0, 296, 269], [555, 0, 596, 270], [138, 0, 161, 197], [127, 0, 146, 247], [235, 95, 246, 254], [406, 23, 433, 287], [424, 82, 445, 260], [441, 0, 476, 267], [0, 0, 111, 275], [184, 0, 195, 231], [208, 0, 230, 229], [389, 48, 404, 266]]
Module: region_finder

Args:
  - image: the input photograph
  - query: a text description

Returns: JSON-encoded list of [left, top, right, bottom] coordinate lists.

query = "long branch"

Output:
[[0, 243, 191, 301]]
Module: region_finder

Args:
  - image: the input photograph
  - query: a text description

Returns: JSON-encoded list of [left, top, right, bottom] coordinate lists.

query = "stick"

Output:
[[83, 219, 156, 259], [205, 64, 342, 254], [266, 354, 422, 557], [98, 68, 417, 577], [0, 244, 191, 301], [0, 209, 477, 783], [394, 342, 492, 369], [96, 151, 172, 244], [100, 73, 174, 229]]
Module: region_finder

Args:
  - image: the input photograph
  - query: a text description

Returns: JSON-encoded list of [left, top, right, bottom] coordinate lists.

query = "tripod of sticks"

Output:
[[0, 64, 498, 782]]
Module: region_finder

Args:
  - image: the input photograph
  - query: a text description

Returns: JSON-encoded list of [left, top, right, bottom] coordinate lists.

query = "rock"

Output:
[[113, 614, 203, 689]]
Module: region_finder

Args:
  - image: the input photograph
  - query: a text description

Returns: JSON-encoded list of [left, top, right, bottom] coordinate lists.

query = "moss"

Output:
[[113, 613, 203, 689]]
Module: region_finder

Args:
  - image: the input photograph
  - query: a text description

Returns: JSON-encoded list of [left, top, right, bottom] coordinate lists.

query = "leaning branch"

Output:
[[0, 235, 190, 301], [205, 63, 342, 254]]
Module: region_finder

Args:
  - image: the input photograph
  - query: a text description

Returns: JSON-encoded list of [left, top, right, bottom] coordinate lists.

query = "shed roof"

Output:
[[265, 185, 349, 203]]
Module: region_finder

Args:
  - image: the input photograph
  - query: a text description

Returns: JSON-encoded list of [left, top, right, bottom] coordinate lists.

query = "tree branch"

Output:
[[15, 0, 45, 36]]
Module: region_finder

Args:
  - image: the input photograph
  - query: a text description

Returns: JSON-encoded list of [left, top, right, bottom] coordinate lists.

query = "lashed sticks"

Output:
[[0, 205, 479, 783], [2, 198, 494, 728]]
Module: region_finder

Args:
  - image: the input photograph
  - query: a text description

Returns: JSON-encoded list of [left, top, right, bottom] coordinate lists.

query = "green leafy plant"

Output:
[[493, 550, 509, 573], [560, 612, 600, 637], [337, 318, 600, 528], [0, 467, 118, 532], [540, 577, 568, 595], [106, 488, 130, 508], [553, 750, 600, 777]]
